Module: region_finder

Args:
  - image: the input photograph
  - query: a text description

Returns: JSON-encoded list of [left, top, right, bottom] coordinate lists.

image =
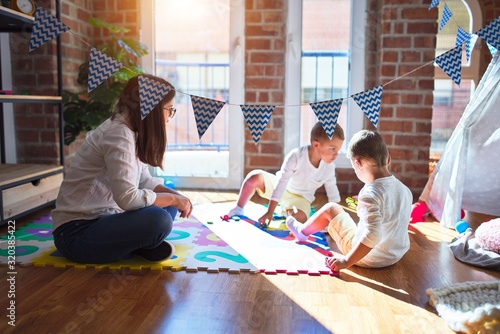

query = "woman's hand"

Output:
[[153, 191, 192, 218], [175, 194, 193, 218]]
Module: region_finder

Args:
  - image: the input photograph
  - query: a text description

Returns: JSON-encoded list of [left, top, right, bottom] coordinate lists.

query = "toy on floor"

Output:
[[346, 196, 358, 210], [410, 201, 428, 223], [259, 219, 270, 229], [455, 220, 469, 233], [220, 215, 230, 222]]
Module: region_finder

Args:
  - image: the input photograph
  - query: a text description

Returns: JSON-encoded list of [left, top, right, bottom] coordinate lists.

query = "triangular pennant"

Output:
[[309, 99, 343, 139], [87, 48, 123, 92], [439, 4, 453, 31], [138, 75, 172, 120], [487, 42, 498, 57], [465, 34, 478, 61], [476, 17, 500, 50], [352, 86, 383, 128], [29, 7, 70, 52], [455, 27, 470, 47], [435, 45, 463, 86], [428, 0, 439, 10], [191, 96, 226, 139], [240, 105, 275, 144]]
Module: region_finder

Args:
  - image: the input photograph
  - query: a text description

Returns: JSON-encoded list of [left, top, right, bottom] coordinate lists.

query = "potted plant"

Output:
[[63, 17, 149, 145]]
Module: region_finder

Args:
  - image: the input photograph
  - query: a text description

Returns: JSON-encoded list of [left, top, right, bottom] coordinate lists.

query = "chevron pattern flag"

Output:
[[465, 34, 478, 61], [241, 105, 275, 144], [428, 0, 439, 10], [88, 48, 123, 92], [29, 7, 69, 52], [476, 17, 500, 50], [191, 96, 226, 139], [352, 85, 383, 128], [455, 27, 470, 47], [309, 99, 343, 139], [138, 75, 172, 120], [439, 4, 453, 31], [435, 45, 462, 86], [487, 43, 498, 57]]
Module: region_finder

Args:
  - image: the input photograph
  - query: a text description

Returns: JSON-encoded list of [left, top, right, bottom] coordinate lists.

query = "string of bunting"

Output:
[[28, 3, 499, 144]]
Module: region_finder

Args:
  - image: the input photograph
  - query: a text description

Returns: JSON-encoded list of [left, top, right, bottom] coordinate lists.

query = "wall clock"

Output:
[[11, 0, 36, 16]]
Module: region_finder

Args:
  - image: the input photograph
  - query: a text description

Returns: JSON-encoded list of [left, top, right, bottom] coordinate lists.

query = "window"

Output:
[[141, 0, 244, 189], [431, 0, 482, 155], [285, 0, 366, 168]]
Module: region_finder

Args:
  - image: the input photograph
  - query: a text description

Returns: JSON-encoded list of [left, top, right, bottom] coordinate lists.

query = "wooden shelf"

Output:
[[0, 95, 62, 103], [0, 164, 63, 188], [0, 6, 34, 32], [0, 1, 63, 224]]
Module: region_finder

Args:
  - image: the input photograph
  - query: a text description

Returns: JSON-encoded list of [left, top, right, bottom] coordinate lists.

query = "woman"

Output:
[[52, 74, 192, 263]]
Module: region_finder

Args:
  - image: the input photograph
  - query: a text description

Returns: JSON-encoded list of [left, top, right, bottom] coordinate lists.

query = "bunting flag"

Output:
[[428, 0, 439, 10], [191, 96, 226, 139], [455, 27, 470, 47], [465, 34, 478, 61], [476, 17, 500, 50], [352, 85, 383, 128], [138, 75, 172, 120], [309, 99, 343, 139], [29, 7, 69, 52], [439, 4, 453, 31], [487, 43, 498, 57], [435, 45, 463, 86], [88, 48, 123, 92], [241, 105, 275, 144]]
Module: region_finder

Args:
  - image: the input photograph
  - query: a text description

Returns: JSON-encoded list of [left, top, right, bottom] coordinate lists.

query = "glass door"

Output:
[[142, 0, 244, 190]]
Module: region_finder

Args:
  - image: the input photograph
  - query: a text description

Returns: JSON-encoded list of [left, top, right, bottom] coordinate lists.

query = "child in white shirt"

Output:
[[228, 122, 344, 225]]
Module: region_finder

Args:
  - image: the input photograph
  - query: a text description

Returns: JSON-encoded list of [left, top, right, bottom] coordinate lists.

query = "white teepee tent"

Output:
[[420, 53, 500, 228]]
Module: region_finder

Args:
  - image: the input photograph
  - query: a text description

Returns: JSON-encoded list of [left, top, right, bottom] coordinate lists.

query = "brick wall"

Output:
[[62, 0, 140, 166], [91, 0, 140, 43], [244, 0, 287, 177], [9, 0, 59, 165], [9, 0, 92, 166], [363, 0, 438, 196]]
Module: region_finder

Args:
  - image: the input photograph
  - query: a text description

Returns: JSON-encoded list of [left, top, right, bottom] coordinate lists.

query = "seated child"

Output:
[[228, 122, 344, 226], [287, 130, 412, 271]]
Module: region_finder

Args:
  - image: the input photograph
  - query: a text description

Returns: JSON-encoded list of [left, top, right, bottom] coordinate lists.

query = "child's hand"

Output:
[[258, 212, 273, 227], [325, 255, 349, 272]]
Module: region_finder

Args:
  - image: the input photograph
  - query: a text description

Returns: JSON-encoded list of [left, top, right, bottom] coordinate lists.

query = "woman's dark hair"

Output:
[[112, 74, 175, 168]]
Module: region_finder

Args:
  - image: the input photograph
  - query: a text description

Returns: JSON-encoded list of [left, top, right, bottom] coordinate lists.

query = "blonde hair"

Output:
[[347, 130, 388, 167], [310, 122, 345, 143]]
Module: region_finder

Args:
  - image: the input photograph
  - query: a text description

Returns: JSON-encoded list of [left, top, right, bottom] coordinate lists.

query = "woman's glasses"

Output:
[[165, 106, 176, 118]]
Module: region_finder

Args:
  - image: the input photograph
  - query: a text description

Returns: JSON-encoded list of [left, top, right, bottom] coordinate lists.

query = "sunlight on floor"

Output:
[[261, 273, 451, 333], [409, 222, 457, 243]]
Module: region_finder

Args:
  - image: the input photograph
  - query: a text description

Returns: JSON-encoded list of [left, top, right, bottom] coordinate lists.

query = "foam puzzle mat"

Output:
[[194, 202, 337, 276], [0, 202, 338, 275], [0, 213, 258, 273]]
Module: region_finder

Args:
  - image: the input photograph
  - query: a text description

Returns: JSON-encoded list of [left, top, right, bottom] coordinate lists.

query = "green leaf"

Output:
[[89, 17, 129, 34]]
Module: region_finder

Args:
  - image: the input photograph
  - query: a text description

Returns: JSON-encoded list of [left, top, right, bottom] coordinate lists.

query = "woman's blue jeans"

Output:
[[53, 206, 177, 263]]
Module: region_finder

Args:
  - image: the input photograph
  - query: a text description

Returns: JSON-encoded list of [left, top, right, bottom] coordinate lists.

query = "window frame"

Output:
[[140, 0, 245, 190], [284, 0, 366, 169]]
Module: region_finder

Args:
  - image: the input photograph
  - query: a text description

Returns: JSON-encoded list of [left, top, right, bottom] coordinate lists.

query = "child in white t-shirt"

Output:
[[287, 130, 412, 270], [228, 122, 344, 226]]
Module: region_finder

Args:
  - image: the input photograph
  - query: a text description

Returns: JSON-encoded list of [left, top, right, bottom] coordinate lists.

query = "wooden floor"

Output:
[[1, 190, 499, 334]]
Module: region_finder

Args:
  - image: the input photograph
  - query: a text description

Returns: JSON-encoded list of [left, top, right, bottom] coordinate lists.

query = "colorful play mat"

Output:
[[0, 203, 336, 275]]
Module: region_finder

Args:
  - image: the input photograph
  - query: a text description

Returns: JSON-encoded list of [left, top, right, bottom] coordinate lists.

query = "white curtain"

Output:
[[421, 54, 500, 228]]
